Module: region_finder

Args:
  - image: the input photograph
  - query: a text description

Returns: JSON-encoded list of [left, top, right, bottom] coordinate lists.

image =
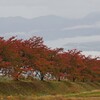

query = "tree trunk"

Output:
[[82, 78, 85, 82], [58, 77, 61, 81], [72, 77, 76, 82], [40, 73, 44, 81]]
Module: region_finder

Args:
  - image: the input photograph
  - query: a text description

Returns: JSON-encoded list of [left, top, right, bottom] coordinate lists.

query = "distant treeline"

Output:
[[0, 36, 99, 82]]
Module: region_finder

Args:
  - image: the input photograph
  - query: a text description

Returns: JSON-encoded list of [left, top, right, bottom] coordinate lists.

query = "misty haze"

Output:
[[0, 13, 100, 57], [0, 0, 100, 100]]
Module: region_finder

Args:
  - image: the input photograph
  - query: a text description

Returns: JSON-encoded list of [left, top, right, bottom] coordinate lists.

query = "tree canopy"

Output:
[[0, 36, 99, 82]]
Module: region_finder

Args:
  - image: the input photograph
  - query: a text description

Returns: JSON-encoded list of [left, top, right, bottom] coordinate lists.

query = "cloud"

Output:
[[62, 22, 100, 30], [45, 35, 100, 57], [0, 6, 49, 18], [82, 51, 100, 58], [0, 0, 100, 18], [45, 35, 100, 48], [0, 31, 40, 40], [63, 25, 94, 30]]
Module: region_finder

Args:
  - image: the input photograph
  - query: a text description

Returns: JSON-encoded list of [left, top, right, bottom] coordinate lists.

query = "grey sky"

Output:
[[0, 0, 100, 18]]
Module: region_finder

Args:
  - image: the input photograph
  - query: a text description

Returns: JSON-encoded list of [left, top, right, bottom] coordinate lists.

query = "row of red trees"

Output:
[[0, 36, 100, 82]]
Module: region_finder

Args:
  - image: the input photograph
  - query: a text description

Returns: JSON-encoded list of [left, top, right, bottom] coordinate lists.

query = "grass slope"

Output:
[[0, 80, 99, 96]]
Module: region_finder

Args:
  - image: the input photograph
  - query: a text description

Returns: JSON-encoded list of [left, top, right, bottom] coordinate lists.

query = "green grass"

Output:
[[66, 90, 100, 97], [0, 80, 99, 96], [0, 78, 99, 100], [0, 80, 99, 100], [0, 93, 100, 100]]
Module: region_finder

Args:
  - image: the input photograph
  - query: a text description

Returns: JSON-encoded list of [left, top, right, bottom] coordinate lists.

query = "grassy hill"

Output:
[[0, 80, 99, 100], [0, 80, 100, 96]]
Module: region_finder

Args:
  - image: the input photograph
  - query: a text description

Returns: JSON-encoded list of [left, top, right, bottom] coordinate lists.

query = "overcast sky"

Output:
[[0, 0, 100, 57], [0, 0, 100, 18]]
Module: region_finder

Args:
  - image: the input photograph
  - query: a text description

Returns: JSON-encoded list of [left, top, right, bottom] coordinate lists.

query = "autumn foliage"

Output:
[[0, 36, 99, 82]]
